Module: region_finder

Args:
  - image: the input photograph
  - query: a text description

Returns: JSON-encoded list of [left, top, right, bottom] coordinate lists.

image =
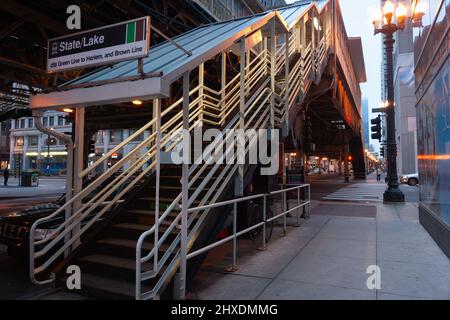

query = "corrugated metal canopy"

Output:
[[69, 1, 330, 87], [30, 1, 334, 109], [278, 0, 328, 29], [70, 11, 284, 86]]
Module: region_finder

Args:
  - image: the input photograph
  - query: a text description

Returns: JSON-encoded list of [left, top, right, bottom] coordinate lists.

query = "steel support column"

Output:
[[269, 19, 276, 129], [198, 63, 204, 124], [284, 32, 290, 130], [175, 71, 190, 300], [235, 37, 246, 196]]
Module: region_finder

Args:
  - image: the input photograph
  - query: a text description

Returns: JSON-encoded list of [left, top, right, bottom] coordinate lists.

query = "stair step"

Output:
[[76, 273, 149, 300], [137, 197, 202, 205], [97, 237, 169, 252], [95, 238, 170, 258], [127, 209, 180, 217], [151, 186, 210, 192], [80, 254, 141, 271], [138, 197, 178, 203], [78, 253, 170, 281], [109, 222, 180, 240]]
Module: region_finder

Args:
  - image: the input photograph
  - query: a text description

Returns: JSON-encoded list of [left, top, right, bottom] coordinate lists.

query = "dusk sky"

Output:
[[286, 0, 382, 148]]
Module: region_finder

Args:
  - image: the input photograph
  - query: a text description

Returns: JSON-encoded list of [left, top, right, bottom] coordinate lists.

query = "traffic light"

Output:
[[371, 115, 382, 141], [88, 139, 96, 155], [380, 147, 385, 158]]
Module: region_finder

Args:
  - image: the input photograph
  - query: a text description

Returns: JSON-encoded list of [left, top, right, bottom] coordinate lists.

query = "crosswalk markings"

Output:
[[322, 184, 386, 202]]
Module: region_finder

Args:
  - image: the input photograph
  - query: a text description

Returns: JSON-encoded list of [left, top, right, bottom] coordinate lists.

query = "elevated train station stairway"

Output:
[[28, 0, 363, 300]]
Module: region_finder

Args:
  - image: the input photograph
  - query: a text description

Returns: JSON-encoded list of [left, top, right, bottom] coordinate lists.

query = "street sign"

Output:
[[47, 17, 150, 73]]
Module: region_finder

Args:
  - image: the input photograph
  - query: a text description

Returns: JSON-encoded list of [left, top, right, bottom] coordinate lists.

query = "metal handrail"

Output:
[[186, 184, 310, 263], [29, 79, 205, 284], [135, 7, 335, 299]]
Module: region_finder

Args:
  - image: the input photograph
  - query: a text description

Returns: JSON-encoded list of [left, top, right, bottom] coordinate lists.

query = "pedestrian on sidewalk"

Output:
[[3, 167, 10, 186], [376, 167, 382, 182]]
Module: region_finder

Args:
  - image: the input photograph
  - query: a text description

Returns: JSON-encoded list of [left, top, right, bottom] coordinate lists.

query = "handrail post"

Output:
[[232, 202, 238, 271], [226, 202, 238, 272], [260, 195, 267, 251], [73, 106, 85, 250], [64, 141, 74, 257], [296, 186, 301, 227], [175, 71, 190, 300], [307, 184, 311, 218], [282, 191, 287, 236], [153, 98, 161, 274]]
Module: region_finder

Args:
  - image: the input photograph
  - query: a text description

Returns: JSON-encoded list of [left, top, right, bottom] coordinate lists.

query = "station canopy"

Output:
[[30, 0, 329, 110]]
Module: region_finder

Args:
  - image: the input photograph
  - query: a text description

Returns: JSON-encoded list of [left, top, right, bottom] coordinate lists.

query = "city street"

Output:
[[0, 177, 65, 216], [0, 0, 449, 306]]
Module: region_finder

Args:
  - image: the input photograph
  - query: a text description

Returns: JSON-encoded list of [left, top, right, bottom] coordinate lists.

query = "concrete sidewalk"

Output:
[[0, 177, 66, 198], [189, 201, 450, 300]]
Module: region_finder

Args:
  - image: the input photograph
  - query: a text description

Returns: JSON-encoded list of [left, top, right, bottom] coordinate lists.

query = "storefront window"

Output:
[[29, 135, 38, 146], [15, 136, 24, 147]]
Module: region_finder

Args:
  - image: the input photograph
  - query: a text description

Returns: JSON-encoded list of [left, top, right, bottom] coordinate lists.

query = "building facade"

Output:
[[0, 121, 11, 170], [9, 111, 71, 175], [412, 0, 450, 257]]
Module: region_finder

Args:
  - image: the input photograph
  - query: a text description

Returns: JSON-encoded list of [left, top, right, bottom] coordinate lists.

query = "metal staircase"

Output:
[[28, 0, 346, 300]]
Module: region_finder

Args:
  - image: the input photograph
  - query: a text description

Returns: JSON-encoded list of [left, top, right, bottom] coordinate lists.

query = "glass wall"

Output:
[[414, 0, 450, 227]]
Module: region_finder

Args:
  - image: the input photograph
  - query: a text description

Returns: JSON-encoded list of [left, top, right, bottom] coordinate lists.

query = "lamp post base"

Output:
[[383, 185, 405, 203]]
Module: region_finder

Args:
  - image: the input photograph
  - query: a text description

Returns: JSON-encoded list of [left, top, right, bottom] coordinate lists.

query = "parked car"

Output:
[[0, 198, 64, 258], [400, 173, 419, 186]]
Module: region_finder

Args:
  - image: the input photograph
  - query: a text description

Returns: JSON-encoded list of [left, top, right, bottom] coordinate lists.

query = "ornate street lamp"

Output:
[[371, 0, 424, 202]]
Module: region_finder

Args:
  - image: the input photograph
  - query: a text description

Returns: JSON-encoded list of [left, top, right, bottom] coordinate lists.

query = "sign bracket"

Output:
[[138, 58, 145, 79], [150, 25, 192, 57]]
